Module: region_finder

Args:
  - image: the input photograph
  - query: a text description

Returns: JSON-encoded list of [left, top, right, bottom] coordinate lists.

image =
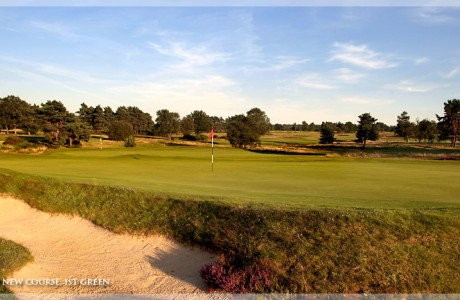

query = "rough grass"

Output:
[[0, 171, 459, 293], [0, 239, 33, 294]]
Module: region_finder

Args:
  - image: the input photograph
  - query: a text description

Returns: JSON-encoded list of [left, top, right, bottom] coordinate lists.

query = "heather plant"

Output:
[[200, 255, 272, 293]]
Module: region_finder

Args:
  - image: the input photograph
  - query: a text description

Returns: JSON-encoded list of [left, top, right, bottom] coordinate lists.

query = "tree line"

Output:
[[0, 95, 270, 148], [317, 100, 460, 148], [0, 95, 459, 148], [394, 99, 460, 147]]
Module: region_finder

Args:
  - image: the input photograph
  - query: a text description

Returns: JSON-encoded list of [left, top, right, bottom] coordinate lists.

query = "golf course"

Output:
[[1, 132, 460, 294], [0, 138, 459, 209]]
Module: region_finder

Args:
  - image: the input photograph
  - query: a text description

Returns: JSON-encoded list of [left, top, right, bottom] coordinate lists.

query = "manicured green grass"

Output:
[[0, 144, 459, 209], [0, 239, 33, 294], [261, 131, 321, 145]]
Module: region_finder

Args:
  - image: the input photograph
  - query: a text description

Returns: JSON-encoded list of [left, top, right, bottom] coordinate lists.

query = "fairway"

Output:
[[1, 144, 459, 209]]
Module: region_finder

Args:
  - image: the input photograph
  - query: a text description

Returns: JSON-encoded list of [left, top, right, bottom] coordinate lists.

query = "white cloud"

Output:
[[29, 20, 79, 40], [296, 73, 337, 90], [255, 56, 310, 72], [385, 80, 435, 93], [0, 55, 112, 85], [232, 10, 263, 62], [106, 75, 243, 117], [0, 66, 104, 101], [148, 41, 230, 68], [2, 26, 18, 32], [413, 7, 459, 25], [340, 96, 393, 106], [330, 42, 398, 69], [265, 99, 335, 124], [334, 68, 365, 83], [38, 65, 111, 85], [414, 57, 429, 65], [445, 68, 459, 79]]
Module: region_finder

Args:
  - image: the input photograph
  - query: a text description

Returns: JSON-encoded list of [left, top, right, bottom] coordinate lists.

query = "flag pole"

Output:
[[211, 129, 214, 173]]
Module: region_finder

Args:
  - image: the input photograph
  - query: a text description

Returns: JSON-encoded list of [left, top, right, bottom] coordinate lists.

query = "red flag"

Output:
[[209, 129, 214, 139]]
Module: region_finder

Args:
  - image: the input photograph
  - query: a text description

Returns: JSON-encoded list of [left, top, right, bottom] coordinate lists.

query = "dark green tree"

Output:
[[226, 114, 259, 148], [180, 115, 195, 135], [77, 103, 93, 127], [38, 100, 71, 144], [247, 107, 271, 135], [103, 106, 115, 127], [226, 108, 270, 148], [273, 123, 284, 131], [115, 106, 131, 123], [343, 121, 357, 133], [301, 121, 309, 131], [375, 122, 391, 132], [115, 106, 153, 135], [189, 110, 212, 135], [92, 105, 107, 133], [22, 104, 41, 134], [0, 95, 31, 134], [415, 119, 437, 143], [356, 113, 379, 148], [64, 122, 92, 147], [395, 111, 414, 142], [319, 122, 336, 144], [108, 121, 134, 141], [127, 106, 145, 134], [155, 109, 180, 139], [308, 122, 319, 131], [437, 99, 460, 147]]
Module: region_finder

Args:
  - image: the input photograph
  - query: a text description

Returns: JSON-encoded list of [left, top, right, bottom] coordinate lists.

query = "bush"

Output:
[[319, 122, 336, 144], [200, 255, 272, 293], [196, 134, 209, 142], [4, 135, 24, 145], [182, 133, 197, 141], [125, 135, 136, 147], [108, 121, 134, 141], [14, 141, 39, 150]]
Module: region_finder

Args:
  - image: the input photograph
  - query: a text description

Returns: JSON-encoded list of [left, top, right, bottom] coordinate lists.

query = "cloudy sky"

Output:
[[1, 2, 459, 124]]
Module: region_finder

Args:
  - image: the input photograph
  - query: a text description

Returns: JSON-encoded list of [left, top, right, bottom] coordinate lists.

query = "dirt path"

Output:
[[0, 195, 215, 294]]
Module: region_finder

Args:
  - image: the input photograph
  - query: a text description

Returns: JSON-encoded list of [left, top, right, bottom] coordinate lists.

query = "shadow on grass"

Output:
[[249, 149, 325, 156]]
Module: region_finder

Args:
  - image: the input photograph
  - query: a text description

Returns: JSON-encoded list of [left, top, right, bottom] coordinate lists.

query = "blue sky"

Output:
[[1, 4, 459, 124]]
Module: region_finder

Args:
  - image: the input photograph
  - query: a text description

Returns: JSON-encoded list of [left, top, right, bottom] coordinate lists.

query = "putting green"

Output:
[[0, 144, 459, 209]]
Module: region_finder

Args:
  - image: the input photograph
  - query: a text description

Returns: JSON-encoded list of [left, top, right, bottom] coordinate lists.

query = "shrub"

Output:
[[108, 121, 134, 141], [4, 135, 24, 145], [200, 255, 272, 293], [182, 133, 197, 141], [125, 135, 136, 147], [14, 141, 39, 150], [196, 134, 209, 142]]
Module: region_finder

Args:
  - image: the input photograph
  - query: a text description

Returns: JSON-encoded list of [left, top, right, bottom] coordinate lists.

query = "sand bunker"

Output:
[[0, 195, 215, 294]]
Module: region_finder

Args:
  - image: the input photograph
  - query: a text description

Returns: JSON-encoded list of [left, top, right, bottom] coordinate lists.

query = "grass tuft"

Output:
[[0, 239, 33, 294]]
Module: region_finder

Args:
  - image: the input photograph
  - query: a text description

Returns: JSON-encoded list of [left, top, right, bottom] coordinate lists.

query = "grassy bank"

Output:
[[0, 239, 33, 294], [1, 170, 459, 293]]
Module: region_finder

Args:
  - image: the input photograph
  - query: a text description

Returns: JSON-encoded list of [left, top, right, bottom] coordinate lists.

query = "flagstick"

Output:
[[211, 131, 214, 173]]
